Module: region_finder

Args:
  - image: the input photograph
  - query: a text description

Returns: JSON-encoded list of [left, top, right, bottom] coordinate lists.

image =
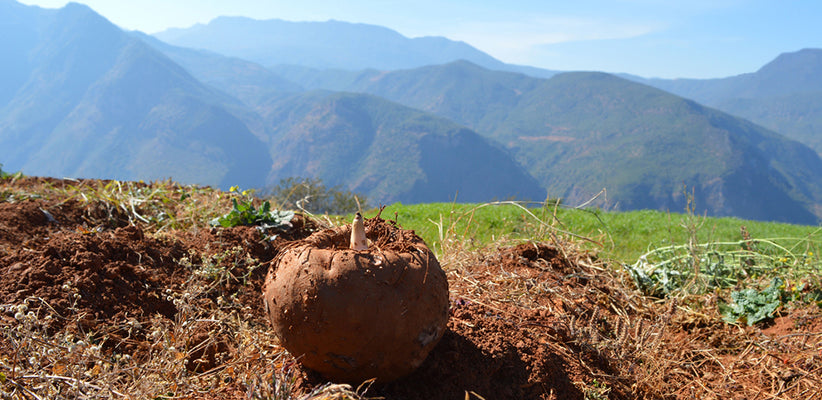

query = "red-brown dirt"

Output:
[[0, 177, 820, 399]]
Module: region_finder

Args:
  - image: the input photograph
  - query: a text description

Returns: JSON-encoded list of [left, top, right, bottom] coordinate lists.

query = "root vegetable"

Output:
[[262, 213, 449, 383]]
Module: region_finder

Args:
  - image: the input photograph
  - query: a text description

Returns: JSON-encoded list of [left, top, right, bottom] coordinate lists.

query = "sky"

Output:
[[15, 0, 822, 79]]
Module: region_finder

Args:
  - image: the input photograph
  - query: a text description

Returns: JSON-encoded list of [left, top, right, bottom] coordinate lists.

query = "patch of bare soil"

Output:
[[0, 177, 820, 399]]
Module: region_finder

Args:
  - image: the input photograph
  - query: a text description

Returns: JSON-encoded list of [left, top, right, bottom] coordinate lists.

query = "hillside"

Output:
[[257, 91, 545, 203], [136, 38, 546, 203], [638, 48, 822, 155], [0, 0, 53, 107], [316, 61, 822, 223], [0, 2, 271, 189]]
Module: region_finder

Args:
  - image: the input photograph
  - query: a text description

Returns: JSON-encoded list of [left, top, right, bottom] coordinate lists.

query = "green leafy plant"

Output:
[[625, 236, 822, 297], [719, 278, 785, 326], [210, 195, 294, 231], [624, 240, 779, 297]]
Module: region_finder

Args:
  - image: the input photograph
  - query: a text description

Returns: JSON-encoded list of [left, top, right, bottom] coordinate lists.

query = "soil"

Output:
[[1, 177, 820, 399]]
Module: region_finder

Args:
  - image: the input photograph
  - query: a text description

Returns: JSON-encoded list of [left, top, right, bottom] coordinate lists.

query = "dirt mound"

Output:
[[280, 242, 632, 399], [0, 199, 262, 331], [0, 177, 819, 399], [1, 225, 183, 328], [377, 301, 581, 399], [369, 243, 632, 400]]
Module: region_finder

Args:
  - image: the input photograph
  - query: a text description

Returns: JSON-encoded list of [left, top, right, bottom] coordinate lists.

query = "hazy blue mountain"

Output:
[[0, 0, 54, 107], [634, 49, 822, 155], [133, 31, 303, 106], [0, 1, 546, 205], [0, 2, 271, 188], [642, 49, 822, 101], [5, 1, 822, 222], [257, 91, 545, 203], [339, 61, 541, 128], [153, 17, 558, 78], [269, 65, 379, 92], [323, 61, 822, 223], [154, 17, 502, 71]]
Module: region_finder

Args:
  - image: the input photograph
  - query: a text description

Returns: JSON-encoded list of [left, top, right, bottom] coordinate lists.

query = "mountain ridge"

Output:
[[632, 48, 822, 157], [153, 16, 558, 78], [0, 1, 547, 206]]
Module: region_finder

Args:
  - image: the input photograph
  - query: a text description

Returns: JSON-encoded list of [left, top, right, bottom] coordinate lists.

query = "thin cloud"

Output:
[[445, 16, 664, 64]]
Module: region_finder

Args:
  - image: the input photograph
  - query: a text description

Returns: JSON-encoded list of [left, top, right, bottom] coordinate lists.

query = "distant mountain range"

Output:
[[3, 0, 822, 223], [0, 1, 543, 204], [153, 16, 558, 79], [275, 61, 822, 223]]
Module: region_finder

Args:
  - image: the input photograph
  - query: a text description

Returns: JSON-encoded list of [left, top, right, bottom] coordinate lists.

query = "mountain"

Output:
[[635, 49, 822, 155], [257, 91, 545, 203], [153, 17, 558, 77], [133, 31, 304, 106], [0, 2, 271, 189], [0, 1, 546, 205], [0, 0, 53, 107], [269, 65, 380, 92], [303, 61, 822, 224], [642, 49, 822, 102], [141, 25, 546, 203], [5, 1, 822, 222]]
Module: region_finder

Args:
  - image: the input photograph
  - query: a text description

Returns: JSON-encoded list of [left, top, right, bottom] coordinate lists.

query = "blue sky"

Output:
[[17, 0, 822, 79]]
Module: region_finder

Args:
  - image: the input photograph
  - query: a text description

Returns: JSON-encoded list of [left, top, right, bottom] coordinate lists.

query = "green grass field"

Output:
[[362, 202, 822, 264], [359, 202, 822, 301]]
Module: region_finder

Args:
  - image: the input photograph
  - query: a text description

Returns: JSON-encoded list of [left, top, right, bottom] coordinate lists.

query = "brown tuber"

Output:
[[262, 212, 449, 383]]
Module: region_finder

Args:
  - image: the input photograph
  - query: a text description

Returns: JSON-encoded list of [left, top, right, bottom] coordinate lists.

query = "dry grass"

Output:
[[0, 177, 372, 399], [436, 200, 822, 399], [1, 179, 820, 399], [0, 254, 373, 399]]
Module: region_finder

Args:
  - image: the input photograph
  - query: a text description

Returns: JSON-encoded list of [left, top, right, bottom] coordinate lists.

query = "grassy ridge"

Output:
[[362, 202, 822, 264]]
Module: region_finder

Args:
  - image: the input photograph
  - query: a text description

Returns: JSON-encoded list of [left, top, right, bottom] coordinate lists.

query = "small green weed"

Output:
[[210, 187, 294, 231], [623, 193, 822, 298], [583, 378, 611, 400], [0, 164, 22, 180]]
